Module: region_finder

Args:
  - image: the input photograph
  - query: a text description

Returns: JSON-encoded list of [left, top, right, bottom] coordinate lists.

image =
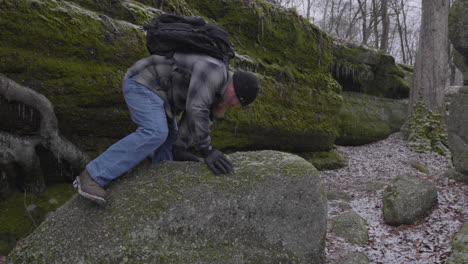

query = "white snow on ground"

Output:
[[322, 132, 467, 264]]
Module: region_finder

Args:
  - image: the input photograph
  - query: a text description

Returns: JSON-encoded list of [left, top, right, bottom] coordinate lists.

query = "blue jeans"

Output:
[[86, 74, 177, 187]]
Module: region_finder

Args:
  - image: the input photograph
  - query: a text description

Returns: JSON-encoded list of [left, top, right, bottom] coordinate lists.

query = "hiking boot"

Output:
[[73, 169, 106, 205]]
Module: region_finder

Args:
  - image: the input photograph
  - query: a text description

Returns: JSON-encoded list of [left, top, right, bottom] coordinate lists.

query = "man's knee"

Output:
[[139, 126, 169, 146]]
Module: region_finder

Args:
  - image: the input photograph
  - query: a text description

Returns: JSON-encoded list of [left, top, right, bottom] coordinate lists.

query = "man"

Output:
[[73, 52, 260, 204]]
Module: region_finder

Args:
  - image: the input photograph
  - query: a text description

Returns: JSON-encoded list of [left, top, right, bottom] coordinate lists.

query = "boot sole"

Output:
[[73, 178, 106, 205]]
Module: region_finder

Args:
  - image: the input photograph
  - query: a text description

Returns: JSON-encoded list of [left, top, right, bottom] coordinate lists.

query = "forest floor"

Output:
[[322, 132, 467, 264]]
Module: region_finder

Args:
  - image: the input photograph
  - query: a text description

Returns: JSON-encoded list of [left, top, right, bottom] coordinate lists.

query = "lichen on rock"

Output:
[[382, 174, 438, 226], [7, 151, 328, 263], [401, 102, 449, 156]]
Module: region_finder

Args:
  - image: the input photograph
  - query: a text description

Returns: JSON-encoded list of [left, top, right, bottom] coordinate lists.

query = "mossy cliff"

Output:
[[0, 0, 149, 156], [188, 0, 341, 151], [8, 151, 328, 263], [0, 0, 342, 155], [331, 40, 411, 99], [336, 92, 408, 146]]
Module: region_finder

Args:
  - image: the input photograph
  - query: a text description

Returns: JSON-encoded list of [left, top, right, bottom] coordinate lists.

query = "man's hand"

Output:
[[172, 146, 200, 162], [204, 149, 233, 174]]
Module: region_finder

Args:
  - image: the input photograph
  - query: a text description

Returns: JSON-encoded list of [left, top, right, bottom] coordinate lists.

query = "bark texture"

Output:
[[410, 0, 450, 113]]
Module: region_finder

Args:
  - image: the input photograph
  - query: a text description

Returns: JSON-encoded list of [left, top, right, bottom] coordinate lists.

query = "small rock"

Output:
[[332, 210, 368, 244], [383, 174, 437, 225], [327, 190, 353, 201], [341, 252, 370, 264], [48, 199, 58, 205], [338, 202, 352, 211], [408, 161, 430, 174], [447, 221, 468, 264], [26, 204, 37, 212]]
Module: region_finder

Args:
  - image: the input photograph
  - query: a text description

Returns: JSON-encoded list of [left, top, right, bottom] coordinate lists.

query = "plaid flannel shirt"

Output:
[[125, 53, 232, 153]]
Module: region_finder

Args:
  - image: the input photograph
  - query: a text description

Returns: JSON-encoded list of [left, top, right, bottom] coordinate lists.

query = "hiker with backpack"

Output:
[[73, 14, 260, 204]]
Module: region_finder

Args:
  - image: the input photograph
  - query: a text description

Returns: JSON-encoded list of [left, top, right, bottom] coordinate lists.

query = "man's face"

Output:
[[212, 81, 240, 118]]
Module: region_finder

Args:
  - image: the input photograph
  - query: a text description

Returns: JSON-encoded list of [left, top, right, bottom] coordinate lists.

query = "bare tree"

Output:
[[268, 0, 421, 65], [409, 0, 449, 112], [357, 0, 370, 44], [380, 0, 390, 51]]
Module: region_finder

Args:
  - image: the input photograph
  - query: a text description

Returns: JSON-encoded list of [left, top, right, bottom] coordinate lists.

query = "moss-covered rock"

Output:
[[331, 40, 411, 99], [447, 221, 468, 264], [0, 184, 76, 255], [191, 0, 343, 152], [341, 252, 370, 264], [401, 102, 449, 156], [336, 92, 408, 146], [327, 190, 353, 201], [446, 88, 468, 183], [449, 0, 468, 86], [331, 210, 368, 245], [0, 0, 149, 158], [298, 150, 348, 170], [7, 151, 328, 263], [383, 174, 438, 226], [408, 161, 430, 174], [1, 0, 343, 156]]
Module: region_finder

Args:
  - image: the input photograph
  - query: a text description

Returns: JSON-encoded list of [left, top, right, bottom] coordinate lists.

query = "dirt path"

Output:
[[322, 133, 467, 264]]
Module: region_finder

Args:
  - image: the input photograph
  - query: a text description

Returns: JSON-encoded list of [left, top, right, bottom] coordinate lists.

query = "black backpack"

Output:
[[143, 14, 235, 64]]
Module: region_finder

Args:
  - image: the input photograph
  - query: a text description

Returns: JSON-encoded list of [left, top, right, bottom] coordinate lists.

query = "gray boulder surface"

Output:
[[447, 221, 468, 264], [331, 210, 369, 244], [341, 252, 370, 264], [446, 88, 468, 183], [7, 151, 327, 264], [383, 174, 438, 225]]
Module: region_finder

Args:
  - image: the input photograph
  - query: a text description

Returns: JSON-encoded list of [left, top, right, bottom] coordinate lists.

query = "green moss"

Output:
[[0, 0, 148, 149], [331, 42, 410, 99], [0, 184, 75, 254], [298, 151, 348, 171], [186, 0, 334, 73], [336, 92, 408, 146], [401, 102, 449, 156], [409, 161, 430, 174], [212, 74, 342, 152]]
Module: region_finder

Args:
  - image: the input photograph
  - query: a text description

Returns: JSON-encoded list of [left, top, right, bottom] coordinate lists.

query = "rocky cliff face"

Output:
[[7, 151, 328, 263], [0, 0, 343, 156], [331, 39, 412, 99]]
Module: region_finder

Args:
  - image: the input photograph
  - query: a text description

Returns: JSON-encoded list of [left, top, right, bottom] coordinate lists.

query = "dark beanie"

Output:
[[233, 71, 259, 106]]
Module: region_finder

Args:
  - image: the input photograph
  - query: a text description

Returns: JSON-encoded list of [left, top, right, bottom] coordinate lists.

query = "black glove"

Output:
[[203, 148, 233, 174], [172, 146, 200, 162]]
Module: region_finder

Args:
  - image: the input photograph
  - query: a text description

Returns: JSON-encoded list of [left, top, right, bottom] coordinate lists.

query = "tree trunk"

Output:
[[357, 0, 369, 44], [393, 2, 407, 63], [380, 0, 390, 51], [401, 0, 413, 64], [371, 0, 380, 47], [409, 0, 449, 113]]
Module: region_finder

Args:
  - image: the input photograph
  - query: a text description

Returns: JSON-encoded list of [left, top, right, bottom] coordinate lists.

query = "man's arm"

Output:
[[184, 61, 232, 174], [184, 61, 225, 152]]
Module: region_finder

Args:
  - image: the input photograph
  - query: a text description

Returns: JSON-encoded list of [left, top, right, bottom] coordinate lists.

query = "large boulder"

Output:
[[449, 0, 468, 85], [331, 40, 411, 99], [447, 0, 468, 183], [331, 210, 369, 245], [446, 88, 468, 183], [7, 151, 328, 263], [336, 92, 408, 146], [383, 174, 438, 226]]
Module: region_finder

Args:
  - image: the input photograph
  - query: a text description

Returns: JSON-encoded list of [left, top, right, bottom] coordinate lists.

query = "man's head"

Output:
[[233, 71, 259, 106], [212, 71, 260, 118]]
